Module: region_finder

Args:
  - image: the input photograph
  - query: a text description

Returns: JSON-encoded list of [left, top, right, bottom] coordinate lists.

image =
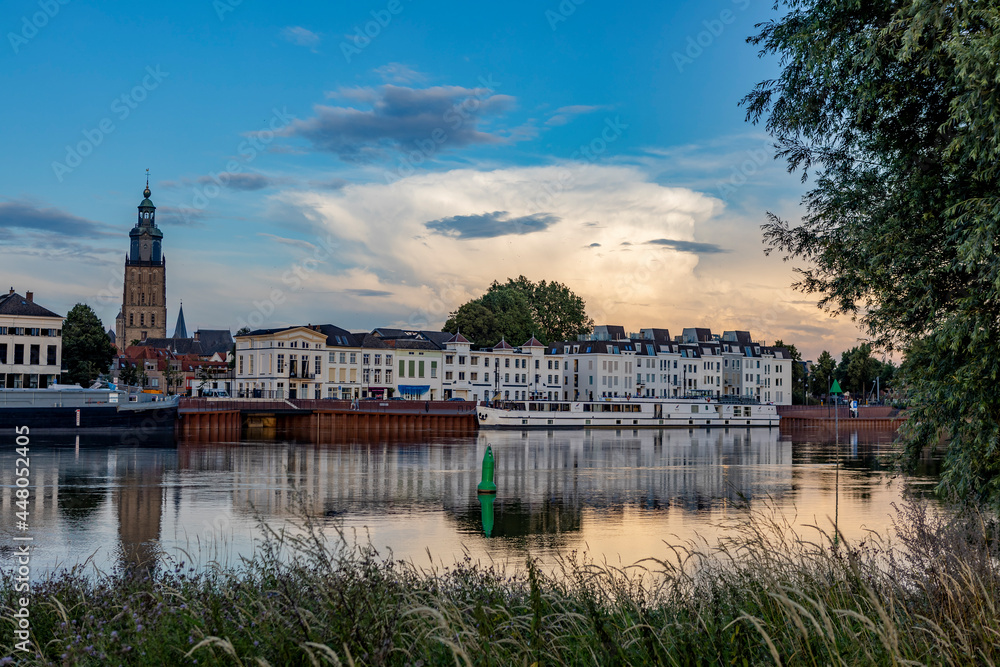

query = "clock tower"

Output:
[[116, 175, 167, 347]]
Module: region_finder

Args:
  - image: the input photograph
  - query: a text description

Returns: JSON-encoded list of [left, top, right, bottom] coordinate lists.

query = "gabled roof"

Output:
[[492, 338, 513, 350], [107, 328, 117, 343], [446, 331, 471, 344], [314, 324, 362, 348], [137, 338, 205, 356], [522, 336, 544, 347], [194, 329, 233, 356], [420, 331, 452, 347], [0, 291, 62, 319]]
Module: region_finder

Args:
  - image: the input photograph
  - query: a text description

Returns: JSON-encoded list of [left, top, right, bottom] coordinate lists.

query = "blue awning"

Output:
[[398, 385, 430, 395]]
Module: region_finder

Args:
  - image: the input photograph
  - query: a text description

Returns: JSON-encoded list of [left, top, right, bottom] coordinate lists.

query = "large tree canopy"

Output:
[[745, 1, 1000, 501], [62, 304, 116, 387], [444, 276, 594, 348]]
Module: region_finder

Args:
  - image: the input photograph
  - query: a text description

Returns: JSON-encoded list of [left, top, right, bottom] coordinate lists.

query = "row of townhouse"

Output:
[[234, 323, 793, 404]]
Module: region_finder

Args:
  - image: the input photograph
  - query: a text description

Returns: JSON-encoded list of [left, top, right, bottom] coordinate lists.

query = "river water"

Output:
[[0, 425, 935, 578]]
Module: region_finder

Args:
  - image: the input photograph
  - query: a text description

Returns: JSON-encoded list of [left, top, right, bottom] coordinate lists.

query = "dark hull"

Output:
[[0, 405, 177, 433]]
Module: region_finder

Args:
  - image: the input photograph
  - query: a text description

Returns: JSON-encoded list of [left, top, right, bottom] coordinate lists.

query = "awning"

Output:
[[398, 385, 430, 395]]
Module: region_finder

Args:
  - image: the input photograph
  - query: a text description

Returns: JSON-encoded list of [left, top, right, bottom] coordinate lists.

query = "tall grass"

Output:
[[2, 498, 998, 665]]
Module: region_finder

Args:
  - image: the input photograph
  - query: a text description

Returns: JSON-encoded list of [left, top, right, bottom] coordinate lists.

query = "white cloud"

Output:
[[280, 26, 321, 50], [272, 164, 720, 329]]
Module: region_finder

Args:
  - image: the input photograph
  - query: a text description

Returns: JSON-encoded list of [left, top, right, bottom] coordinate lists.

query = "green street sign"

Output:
[[830, 379, 843, 394]]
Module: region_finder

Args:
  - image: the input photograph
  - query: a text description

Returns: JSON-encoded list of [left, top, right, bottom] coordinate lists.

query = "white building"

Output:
[[0, 289, 64, 389]]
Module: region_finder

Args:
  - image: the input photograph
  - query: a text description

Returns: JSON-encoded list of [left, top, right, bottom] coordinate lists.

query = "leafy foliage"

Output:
[[744, 1, 1000, 502], [444, 276, 594, 348], [62, 304, 116, 387]]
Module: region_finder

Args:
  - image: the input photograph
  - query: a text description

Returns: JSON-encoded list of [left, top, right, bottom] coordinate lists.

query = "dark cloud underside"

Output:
[[0, 201, 111, 237], [425, 211, 559, 239], [344, 288, 393, 297], [645, 238, 729, 254], [280, 85, 514, 162]]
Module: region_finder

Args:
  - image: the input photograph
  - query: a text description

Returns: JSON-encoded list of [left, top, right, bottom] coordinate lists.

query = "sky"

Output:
[[0, 0, 870, 361]]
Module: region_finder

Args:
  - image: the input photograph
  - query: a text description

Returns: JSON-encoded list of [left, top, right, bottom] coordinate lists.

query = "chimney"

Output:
[[25, 291, 33, 303], [8, 287, 13, 295]]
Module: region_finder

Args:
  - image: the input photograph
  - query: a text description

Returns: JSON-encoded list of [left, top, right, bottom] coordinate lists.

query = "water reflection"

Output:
[[0, 426, 932, 577]]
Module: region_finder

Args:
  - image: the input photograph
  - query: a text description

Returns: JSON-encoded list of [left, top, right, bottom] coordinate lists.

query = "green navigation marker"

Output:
[[830, 379, 843, 394], [478, 493, 495, 537], [477, 444, 497, 494]]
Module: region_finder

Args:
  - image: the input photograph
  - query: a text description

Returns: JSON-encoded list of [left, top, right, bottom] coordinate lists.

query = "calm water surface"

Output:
[[0, 425, 936, 577]]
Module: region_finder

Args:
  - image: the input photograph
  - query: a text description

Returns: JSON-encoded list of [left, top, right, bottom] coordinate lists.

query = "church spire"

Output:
[[173, 301, 188, 339]]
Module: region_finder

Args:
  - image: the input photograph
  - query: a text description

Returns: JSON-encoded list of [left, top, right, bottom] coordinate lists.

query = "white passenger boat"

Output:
[[476, 397, 779, 429]]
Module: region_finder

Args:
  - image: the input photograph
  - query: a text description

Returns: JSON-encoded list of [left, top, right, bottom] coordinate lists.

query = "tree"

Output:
[[119, 362, 138, 388], [62, 304, 116, 387], [494, 276, 594, 343], [163, 363, 180, 395], [745, 1, 1000, 502], [444, 277, 593, 348], [444, 302, 499, 348], [809, 351, 837, 403]]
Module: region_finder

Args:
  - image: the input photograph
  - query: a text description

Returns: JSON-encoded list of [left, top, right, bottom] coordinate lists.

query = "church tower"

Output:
[[116, 174, 167, 346]]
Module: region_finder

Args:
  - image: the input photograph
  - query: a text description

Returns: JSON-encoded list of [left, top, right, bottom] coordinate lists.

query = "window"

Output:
[[374, 354, 381, 365], [363, 369, 370, 383], [249, 356, 253, 374], [314, 357, 321, 375], [458, 372, 465, 380], [399, 360, 406, 377], [430, 361, 438, 378], [484, 373, 489, 382], [340, 352, 347, 364], [408, 360, 415, 377], [471, 372, 478, 381], [504, 358, 510, 368], [471, 356, 478, 365], [504, 373, 509, 382], [363, 354, 370, 365], [418, 360, 425, 378], [151, 314, 155, 327], [350, 353, 357, 364], [445, 371, 453, 380], [374, 370, 381, 384], [129, 313, 134, 326], [446, 355, 454, 364], [140, 314, 145, 326], [277, 354, 285, 374], [386, 354, 392, 365], [14, 344, 24, 365], [239, 356, 244, 374], [458, 356, 466, 365], [0, 344, 5, 364], [535, 359, 539, 369]]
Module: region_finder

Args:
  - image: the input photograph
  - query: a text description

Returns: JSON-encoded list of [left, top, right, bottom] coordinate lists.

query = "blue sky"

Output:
[[0, 0, 864, 360]]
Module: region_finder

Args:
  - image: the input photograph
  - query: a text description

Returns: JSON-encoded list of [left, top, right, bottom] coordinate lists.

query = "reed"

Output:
[[2, 498, 998, 665]]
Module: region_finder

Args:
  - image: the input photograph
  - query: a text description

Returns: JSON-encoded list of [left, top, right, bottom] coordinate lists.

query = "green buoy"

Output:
[[477, 444, 497, 494], [478, 493, 495, 537]]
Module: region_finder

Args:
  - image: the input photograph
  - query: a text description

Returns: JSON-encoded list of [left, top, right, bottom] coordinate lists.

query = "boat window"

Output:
[[691, 405, 699, 413]]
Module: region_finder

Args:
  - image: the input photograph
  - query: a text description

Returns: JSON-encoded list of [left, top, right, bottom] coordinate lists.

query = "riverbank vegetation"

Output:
[[2, 498, 998, 665]]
